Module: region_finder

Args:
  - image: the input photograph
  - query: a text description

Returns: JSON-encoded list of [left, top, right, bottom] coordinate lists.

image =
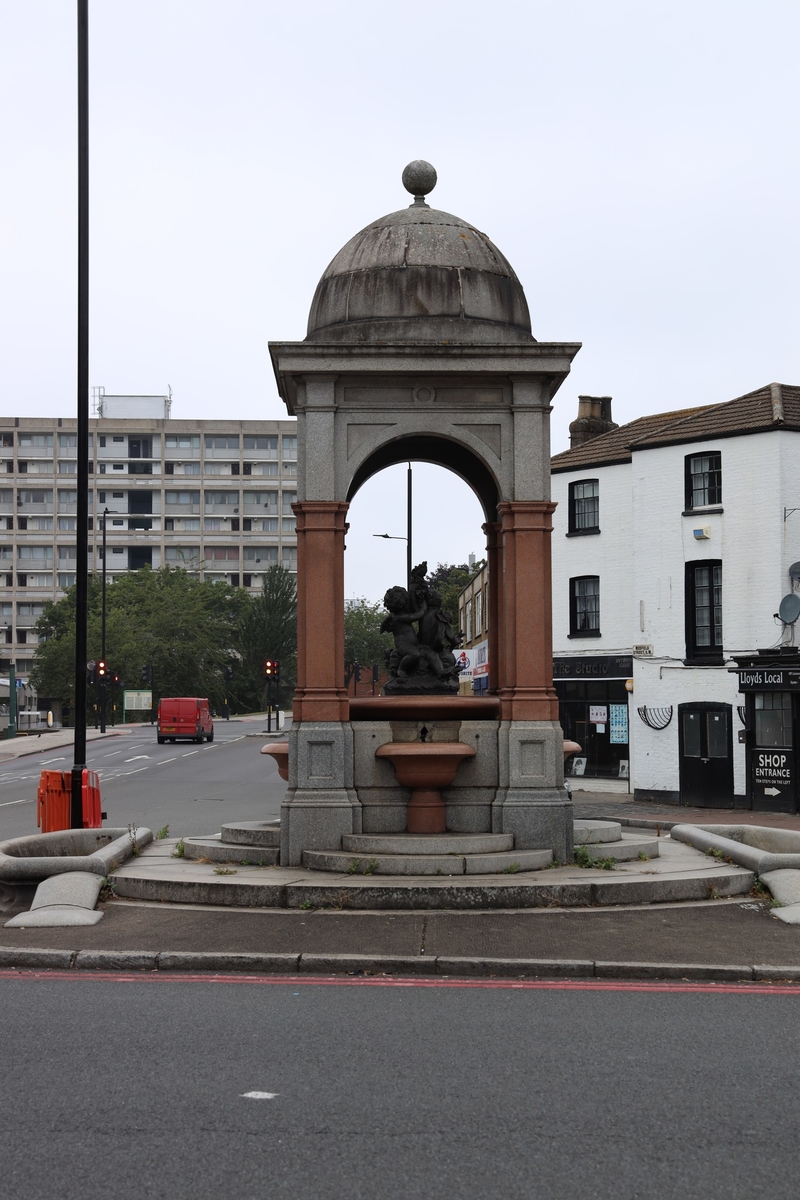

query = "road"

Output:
[[1, 971, 799, 1200], [0, 720, 286, 840]]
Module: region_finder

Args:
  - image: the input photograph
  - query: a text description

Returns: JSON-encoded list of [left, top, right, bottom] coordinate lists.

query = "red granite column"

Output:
[[497, 501, 559, 722], [482, 520, 502, 694], [292, 501, 350, 722]]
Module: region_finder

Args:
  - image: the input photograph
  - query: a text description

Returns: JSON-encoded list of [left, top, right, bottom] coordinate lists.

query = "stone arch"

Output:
[[346, 432, 501, 523]]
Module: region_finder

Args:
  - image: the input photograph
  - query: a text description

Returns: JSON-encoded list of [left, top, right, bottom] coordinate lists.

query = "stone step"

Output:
[[341, 833, 514, 857], [302, 848, 552, 876], [573, 819, 622, 845], [575, 832, 660, 863], [220, 822, 281, 849], [183, 835, 279, 867]]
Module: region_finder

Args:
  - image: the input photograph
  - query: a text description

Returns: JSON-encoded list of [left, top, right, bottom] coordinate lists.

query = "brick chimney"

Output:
[[568, 396, 618, 448]]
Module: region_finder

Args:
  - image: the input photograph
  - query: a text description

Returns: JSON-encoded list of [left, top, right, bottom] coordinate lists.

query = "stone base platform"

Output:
[[304, 832, 551, 876], [109, 832, 753, 911]]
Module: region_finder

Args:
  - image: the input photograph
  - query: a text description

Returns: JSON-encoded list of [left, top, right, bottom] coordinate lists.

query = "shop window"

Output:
[[568, 479, 599, 534], [754, 692, 793, 748], [569, 576, 600, 637], [685, 452, 721, 510], [685, 560, 722, 660]]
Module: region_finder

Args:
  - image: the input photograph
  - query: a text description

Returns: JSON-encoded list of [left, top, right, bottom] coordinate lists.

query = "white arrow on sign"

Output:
[[764, 787, 782, 796]]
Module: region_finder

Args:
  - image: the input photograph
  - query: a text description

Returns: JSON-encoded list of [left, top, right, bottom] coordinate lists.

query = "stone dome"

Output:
[[306, 167, 534, 345]]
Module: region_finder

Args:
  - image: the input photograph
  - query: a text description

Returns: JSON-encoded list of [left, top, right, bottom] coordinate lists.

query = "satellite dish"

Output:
[[779, 593, 800, 624], [790, 562, 800, 583]]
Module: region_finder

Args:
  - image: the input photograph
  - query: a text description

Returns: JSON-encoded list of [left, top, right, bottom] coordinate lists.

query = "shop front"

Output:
[[554, 655, 632, 781], [733, 649, 800, 814]]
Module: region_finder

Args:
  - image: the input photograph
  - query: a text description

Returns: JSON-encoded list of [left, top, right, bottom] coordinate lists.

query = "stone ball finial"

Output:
[[402, 160, 437, 206]]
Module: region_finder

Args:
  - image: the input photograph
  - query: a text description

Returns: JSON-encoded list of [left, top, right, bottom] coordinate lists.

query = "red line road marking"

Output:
[[0, 970, 799, 994]]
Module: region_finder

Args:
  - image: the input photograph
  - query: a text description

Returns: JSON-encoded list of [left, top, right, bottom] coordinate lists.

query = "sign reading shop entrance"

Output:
[[753, 749, 793, 806], [732, 651, 799, 814]]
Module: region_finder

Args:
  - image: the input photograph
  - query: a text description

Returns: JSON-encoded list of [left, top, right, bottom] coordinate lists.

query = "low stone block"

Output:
[[435, 957, 594, 978], [5, 907, 104, 928], [30, 871, 103, 911], [770, 903, 800, 925], [595, 961, 754, 981], [0, 946, 75, 968], [464, 849, 552, 874], [157, 952, 300, 973], [220, 822, 281, 848], [573, 820, 622, 845], [74, 950, 157, 970], [753, 964, 800, 979], [303, 850, 465, 876], [760, 870, 800, 906], [298, 953, 434, 976], [342, 832, 512, 856]]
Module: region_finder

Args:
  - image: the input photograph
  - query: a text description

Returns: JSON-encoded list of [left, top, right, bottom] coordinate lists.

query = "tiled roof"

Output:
[[551, 383, 799, 472]]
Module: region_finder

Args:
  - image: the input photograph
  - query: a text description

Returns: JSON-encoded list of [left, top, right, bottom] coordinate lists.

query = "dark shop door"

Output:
[[678, 703, 733, 807]]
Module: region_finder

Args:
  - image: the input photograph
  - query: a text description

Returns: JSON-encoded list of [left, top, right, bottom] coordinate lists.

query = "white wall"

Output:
[[551, 461, 633, 655]]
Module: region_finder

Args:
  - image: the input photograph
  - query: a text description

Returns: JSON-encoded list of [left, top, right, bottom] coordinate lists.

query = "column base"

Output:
[[280, 790, 362, 867]]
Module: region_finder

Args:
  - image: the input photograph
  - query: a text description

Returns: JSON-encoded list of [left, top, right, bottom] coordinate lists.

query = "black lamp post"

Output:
[[70, 0, 90, 828]]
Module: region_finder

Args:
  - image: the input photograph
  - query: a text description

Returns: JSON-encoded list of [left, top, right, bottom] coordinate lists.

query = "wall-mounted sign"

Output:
[[752, 749, 793, 801], [738, 668, 800, 692], [553, 656, 633, 679], [609, 704, 629, 744]]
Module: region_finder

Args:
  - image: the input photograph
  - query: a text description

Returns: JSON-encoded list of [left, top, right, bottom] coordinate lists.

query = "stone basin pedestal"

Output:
[[375, 742, 476, 834]]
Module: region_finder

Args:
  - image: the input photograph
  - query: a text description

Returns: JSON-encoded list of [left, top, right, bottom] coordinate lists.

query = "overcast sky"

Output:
[[2, 1, 798, 602]]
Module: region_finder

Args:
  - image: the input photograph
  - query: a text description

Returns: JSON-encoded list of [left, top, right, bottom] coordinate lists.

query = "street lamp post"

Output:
[[71, 0, 90, 828], [373, 463, 413, 590], [99, 508, 118, 733]]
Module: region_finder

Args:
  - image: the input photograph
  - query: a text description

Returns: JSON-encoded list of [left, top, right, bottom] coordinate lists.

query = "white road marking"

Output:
[[124, 755, 150, 762], [38, 757, 66, 765], [119, 766, 149, 776], [102, 751, 123, 757], [182, 751, 198, 757], [0, 797, 33, 807], [240, 1092, 279, 1100], [156, 757, 177, 765]]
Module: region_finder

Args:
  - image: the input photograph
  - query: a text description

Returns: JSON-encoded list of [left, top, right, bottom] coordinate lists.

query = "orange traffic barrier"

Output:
[[81, 769, 102, 828], [37, 768, 103, 832]]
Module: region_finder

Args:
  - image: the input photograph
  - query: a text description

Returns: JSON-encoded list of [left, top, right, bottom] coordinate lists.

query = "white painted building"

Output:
[[551, 383, 800, 813]]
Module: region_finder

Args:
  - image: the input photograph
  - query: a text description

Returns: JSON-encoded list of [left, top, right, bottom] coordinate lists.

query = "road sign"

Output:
[[123, 689, 152, 711]]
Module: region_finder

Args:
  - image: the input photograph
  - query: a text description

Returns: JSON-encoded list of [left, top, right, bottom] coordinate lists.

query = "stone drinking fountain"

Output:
[[264, 158, 579, 872]]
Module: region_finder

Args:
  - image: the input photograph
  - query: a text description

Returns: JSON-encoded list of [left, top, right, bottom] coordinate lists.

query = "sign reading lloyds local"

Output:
[[737, 668, 800, 691], [753, 750, 793, 799]]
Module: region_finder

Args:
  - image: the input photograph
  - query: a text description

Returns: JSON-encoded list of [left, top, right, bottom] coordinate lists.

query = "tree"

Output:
[[344, 600, 391, 679], [32, 567, 250, 718], [234, 564, 297, 711], [427, 562, 484, 634]]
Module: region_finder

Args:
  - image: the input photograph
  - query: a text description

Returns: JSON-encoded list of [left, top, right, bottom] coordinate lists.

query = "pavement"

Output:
[[4, 778, 800, 983]]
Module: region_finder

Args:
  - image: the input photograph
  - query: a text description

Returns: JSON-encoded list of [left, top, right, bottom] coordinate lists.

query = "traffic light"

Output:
[[97, 660, 107, 680], [263, 659, 279, 677], [87, 660, 96, 685], [141, 664, 152, 685], [224, 666, 234, 684]]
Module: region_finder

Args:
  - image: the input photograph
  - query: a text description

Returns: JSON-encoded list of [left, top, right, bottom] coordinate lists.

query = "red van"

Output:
[[157, 697, 214, 744]]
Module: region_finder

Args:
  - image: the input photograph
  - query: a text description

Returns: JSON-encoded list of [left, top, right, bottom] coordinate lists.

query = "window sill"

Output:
[[683, 656, 725, 667], [682, 507, 723, 517], [568, 630, 602, 639], [566, 529, 601, 538]]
